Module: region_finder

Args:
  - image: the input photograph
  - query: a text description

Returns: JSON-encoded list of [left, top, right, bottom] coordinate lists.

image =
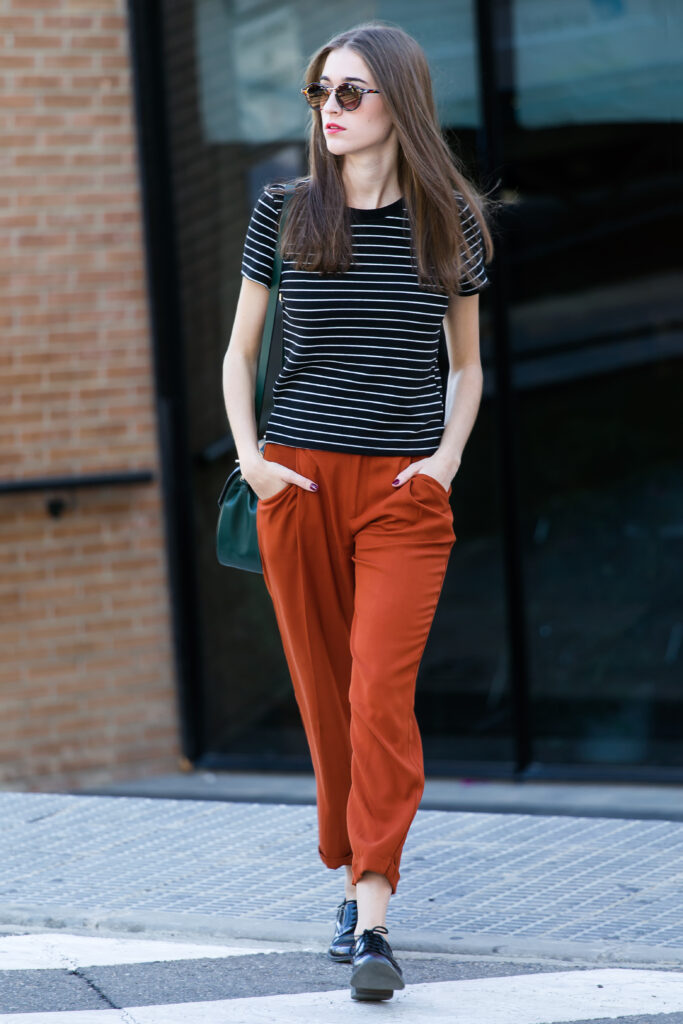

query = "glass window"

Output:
[[505, 0, 683, 767]]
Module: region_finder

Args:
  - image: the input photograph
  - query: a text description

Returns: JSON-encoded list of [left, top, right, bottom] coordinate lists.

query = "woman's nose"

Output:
[[322, 89, 342, 115]]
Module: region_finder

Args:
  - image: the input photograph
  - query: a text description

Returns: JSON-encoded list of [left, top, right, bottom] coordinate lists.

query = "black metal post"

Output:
[[126, 0, 206, 762], [474, 0, 533, 773]]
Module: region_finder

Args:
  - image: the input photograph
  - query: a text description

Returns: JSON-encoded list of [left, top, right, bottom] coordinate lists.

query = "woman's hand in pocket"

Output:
[[241, 457, 318, 501], [391, 456, 453, 493]]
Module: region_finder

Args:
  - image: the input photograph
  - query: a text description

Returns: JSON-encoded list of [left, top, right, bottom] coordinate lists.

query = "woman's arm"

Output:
[[222, 276, 317, 497], [222, 276, 270, 472], [393, 292, 484, 490], [435, 291, 484, 479]]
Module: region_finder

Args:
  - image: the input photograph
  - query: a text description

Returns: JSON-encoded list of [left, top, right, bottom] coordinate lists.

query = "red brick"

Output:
[[0, 16, 36, 30], [30, 172, 92, 187], [101, 15, 126, 30], [0, 55, 36, 69], [0, 94, 36, 107], [65, 0, 122, 9], [33, 288, 92, 304], [15, 74, 62, 89], [0, 134, 34, 147], [43, 132, 91, 146], [13, 35, 63, 49], [70, 153, 126, 168], [0, 212, 39, 228], [17, 232, 69, 247], [100, 131, 133, 145], [43, 16, 95, 30], [70, 111, 122, 126], [14, 113, 65, 128], [43, 54, 94, 70], [70, 33, 120, 50], [42, 251, 99, 270], [15, 153, 67, 167], [44, 93, 94, 108], [10, 0, 61, 8], [70, 73, 123, 90]]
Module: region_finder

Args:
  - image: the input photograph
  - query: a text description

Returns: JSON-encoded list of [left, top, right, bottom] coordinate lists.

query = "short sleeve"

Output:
[[455, 194, 490, 296], [240, 185, 283, 289]]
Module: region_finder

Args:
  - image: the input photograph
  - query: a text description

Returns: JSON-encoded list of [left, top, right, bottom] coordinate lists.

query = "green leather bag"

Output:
[[216, 183, 296, 572]]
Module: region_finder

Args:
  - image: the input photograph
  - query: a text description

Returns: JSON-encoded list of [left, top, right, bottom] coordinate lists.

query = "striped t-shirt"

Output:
[[240, 182, 489, 455]]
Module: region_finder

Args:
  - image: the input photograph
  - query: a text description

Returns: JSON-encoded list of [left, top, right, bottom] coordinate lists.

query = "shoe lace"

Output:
[[336, 898, 357, 926], [357, 924, 389, 955]]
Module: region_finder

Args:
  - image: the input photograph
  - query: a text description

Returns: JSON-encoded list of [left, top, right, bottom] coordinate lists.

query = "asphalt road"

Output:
[[2, 927, 683, 1023]]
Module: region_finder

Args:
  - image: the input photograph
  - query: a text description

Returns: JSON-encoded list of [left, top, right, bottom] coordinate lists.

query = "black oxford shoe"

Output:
[[350, 924, 405, 1001], [327, 898, 358, 962]]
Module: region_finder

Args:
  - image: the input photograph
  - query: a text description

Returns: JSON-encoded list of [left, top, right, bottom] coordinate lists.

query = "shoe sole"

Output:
[[327, 949, 353, 963], [350, 958, 405, 1001]]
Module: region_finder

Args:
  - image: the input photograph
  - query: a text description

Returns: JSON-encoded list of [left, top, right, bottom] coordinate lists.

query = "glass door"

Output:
[[159, 1, 514, 770]]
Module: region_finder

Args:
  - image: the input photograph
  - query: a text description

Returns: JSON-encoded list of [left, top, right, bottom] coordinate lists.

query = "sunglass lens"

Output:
[[338, 85, 361, 109], [304, 85, 326, 108]]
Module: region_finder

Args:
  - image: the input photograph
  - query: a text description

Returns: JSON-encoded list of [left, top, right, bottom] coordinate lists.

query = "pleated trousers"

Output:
[[256, 441, 456, 894]]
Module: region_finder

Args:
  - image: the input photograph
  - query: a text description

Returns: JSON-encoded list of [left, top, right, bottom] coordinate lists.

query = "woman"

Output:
[[223, 20, 494, 1003]]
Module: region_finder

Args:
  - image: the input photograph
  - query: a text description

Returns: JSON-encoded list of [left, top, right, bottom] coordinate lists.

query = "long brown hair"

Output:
[[279, 20, 497, 295]]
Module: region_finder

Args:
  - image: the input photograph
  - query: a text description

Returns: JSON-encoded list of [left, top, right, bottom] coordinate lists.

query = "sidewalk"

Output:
[[2, 788, 683, 967]]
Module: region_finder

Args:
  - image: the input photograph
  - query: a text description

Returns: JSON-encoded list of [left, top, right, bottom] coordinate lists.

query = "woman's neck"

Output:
[[341, 154, 400, 210]]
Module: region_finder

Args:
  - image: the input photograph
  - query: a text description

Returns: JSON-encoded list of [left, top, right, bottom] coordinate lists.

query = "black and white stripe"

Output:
[[241, 184, 489, 456]]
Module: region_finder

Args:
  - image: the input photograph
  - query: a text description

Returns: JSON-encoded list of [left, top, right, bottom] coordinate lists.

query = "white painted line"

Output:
[[2, 968, 683, 1023], [0, 1016, 126, 1024], [0, 933, 300, 970]]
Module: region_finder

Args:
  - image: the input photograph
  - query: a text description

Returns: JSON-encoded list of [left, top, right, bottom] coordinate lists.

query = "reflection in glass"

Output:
[[508, 0, 683, 767]]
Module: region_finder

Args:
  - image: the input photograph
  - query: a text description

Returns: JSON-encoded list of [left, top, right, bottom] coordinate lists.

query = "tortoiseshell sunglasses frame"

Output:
[[301, 82, 381, 112]]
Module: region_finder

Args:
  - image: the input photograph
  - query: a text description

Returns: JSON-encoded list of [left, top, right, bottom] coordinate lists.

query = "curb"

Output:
[[80, 777, 683, 823], [1, 902, 682, 969]]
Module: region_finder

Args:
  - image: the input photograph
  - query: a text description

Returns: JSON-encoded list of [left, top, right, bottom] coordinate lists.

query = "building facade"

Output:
[[3, 0, 681, 789]]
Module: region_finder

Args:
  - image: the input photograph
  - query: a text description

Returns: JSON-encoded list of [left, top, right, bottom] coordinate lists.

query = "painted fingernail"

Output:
[[392, 478, 400, 486], [310, 483, 318, 491]]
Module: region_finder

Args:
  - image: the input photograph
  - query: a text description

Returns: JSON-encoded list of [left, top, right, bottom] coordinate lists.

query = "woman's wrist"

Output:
[[431, 448, 461, 480], [238, 446, 263, 475]]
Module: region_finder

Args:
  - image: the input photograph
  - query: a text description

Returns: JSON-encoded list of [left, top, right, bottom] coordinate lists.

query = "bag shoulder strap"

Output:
[[254, 181, 297, 423]]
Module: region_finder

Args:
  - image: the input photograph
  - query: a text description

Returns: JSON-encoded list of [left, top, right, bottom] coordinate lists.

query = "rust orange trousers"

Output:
[[256, 442, 456, 894]]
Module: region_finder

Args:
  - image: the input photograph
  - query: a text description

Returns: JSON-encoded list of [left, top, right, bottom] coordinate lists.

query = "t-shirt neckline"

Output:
[[347, 196, 404, 219]]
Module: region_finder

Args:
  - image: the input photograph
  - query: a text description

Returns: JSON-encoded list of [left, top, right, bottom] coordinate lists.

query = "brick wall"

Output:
[[0, 0, 182, 790]]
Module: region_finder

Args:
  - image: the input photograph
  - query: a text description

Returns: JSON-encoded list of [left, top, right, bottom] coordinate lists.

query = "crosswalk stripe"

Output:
[[0, 933, 301, 970], [1, 968, 683, 1023]]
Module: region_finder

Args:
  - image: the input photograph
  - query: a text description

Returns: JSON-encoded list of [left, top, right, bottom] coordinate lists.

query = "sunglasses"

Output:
[[301, 82, 381, 112]]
